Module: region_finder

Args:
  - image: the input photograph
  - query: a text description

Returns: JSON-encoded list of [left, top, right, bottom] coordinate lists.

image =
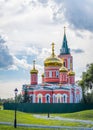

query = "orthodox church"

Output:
[[22, 28, 82, 103]]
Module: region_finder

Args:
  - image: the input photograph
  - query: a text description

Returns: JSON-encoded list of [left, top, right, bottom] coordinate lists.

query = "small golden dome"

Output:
[[68, 70, 75, 76], [30, 60, 38, 74], [59, 59, 68, 72], [59, 66, 68, 72], [41, 73, 44, 77], [44, 43, 62, 67]]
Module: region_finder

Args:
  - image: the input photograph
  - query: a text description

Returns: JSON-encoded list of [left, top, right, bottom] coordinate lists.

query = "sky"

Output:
[[0, 0, 93, 98]]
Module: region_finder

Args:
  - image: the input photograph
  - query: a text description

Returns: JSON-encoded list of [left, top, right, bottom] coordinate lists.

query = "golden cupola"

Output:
[[44, 43, 62, 67], [30, 60, 38, 74], [68, 70, 75, 76], [59, 59, 68, 72]]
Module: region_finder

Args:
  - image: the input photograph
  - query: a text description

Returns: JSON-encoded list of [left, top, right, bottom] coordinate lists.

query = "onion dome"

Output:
[[44, 43, 62, 67], [30, 60, 38, 74], [68, 70, 75, 76], [41, 73, 44, 77], [59, 59, 68, 72]]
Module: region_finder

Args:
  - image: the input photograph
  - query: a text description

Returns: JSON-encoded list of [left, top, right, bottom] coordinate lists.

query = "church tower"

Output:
[[30, 60, 38, 85], [58, 27, 73, 71], [44, 43, 62, 84]]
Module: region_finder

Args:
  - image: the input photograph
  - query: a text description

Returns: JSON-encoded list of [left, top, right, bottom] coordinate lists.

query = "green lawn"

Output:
[[0, 125, 65, 130], [0, 125, 77, 130], [0, 110, 93, 128], [52, 110, 93, 120]]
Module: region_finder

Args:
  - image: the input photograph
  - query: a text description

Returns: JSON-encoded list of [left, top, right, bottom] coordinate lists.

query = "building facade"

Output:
[[22, 28, 82, 103]]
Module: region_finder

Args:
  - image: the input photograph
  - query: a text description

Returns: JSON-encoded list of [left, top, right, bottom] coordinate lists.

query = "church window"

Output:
[[63, 95, 65, 103], [38, 94, 42, 103], [44, 72, 46, 77], [58, 97, 60, 103], [39, 97, 41, 103], [57, 94, 61, 103], [56, 71, 59, 78], [49, 71, 52, 77], [46, 95, 50, 103], [63, 62, 65, 67], [53, 95, 56, 103], [63, 94, 67, 103]]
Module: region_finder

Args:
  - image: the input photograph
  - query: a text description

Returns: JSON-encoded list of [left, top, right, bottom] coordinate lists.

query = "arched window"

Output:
[[53, 94, 56, 103], [37, 94, 42, 103], [44, 72, 46, 77], [56, 71, 59, 78], [45, 94, 50, 103], [63, 94, 67, 103], [49, 71, 52, 77], [57, 94, 61, 103], [58, 97, 60, 103], [46, 95, 50, 103], [39, 97, 41, 103]]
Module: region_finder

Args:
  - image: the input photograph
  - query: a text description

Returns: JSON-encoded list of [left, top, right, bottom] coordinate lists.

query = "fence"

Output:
[[3, 103, 93, 113]]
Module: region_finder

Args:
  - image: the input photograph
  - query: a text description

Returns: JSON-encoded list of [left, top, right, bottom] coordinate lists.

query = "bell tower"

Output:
[[58, 27, 73, 71]]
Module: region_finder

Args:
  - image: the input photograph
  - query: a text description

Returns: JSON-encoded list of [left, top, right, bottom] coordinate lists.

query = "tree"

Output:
[[23, 88, 29, 103], [79, 63, 93, 103]]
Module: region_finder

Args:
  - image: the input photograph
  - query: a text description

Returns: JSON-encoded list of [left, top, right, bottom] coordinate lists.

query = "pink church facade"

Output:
[[22, 29, 82, 103]]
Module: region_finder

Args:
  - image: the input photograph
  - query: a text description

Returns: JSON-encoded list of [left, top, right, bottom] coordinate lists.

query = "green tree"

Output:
[[79, 63, 93, 103], [23, 88, 29, 103]]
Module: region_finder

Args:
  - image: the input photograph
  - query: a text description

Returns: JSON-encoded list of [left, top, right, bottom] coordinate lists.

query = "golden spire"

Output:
[[33, 60, 35, 70], [64, 26, 66, 34], [51, 42, 55, 57]]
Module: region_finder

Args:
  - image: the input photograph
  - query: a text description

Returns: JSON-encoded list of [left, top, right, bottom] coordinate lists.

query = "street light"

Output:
[[14, 88, 18, 128]]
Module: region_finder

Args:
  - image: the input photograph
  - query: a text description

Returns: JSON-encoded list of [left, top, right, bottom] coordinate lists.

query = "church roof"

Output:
[[60, 27, 70, 55]]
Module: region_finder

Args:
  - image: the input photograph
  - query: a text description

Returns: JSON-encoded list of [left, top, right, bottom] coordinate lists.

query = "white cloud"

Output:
[[13, 56, 31, 70], [0, 35, 14, 69], [0, 80, 24, 99]]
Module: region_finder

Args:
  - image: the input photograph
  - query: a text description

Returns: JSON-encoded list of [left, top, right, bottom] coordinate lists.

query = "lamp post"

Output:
[[14, 88, 18, 128]]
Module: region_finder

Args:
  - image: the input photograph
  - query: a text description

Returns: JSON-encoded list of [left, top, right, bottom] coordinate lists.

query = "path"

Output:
[[0, 122, 93, 130], [34, 114, 93, 125]]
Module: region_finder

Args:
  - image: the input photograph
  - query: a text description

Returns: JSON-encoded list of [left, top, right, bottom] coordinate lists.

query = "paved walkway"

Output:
[[34, 114, 93, 125], [0, 122, 93, 130]]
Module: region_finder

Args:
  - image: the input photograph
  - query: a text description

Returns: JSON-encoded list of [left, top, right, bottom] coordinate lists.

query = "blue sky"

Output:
[[0, 0, 93, 98]]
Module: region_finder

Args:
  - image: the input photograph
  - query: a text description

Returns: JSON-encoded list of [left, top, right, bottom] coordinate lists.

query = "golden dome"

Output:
[[30, 60, 38, 74], [41, 73, 44, 77], [44, 43, 62, 67], [59, 65, 68, 72], [68, 70, 75, 76], [59, 59, 68, 72]]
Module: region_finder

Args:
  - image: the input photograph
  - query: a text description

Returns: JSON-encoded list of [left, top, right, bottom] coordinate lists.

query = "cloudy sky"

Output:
[[0, 0, 93, 98]]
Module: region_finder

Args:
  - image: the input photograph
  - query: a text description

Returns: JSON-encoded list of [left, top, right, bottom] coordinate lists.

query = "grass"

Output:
[[0, 110, 93, 128], [0, 125, 68, 130], [51, 110, 93, 120], [0, 105, 3, 110], [0, 125, 79, 130]]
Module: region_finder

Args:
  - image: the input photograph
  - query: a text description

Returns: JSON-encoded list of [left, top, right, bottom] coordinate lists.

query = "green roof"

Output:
[[60, 28, 70, 55]]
